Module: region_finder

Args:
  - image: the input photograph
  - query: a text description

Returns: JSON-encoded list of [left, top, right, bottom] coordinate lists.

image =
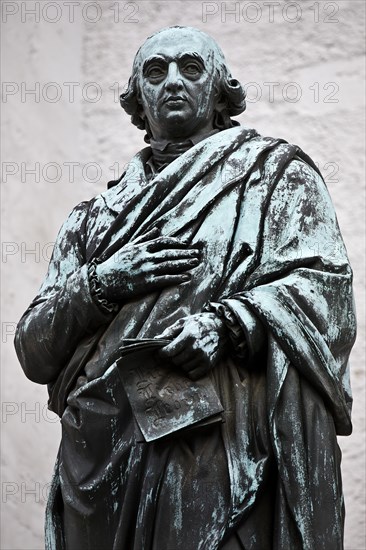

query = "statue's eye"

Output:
[[146, 65, 166, 80], [182, 62, 202, 77]]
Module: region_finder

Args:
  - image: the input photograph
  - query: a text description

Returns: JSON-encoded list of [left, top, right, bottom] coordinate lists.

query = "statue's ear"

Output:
[[135, 90, 145, 118], [214, 94, 228, 113]]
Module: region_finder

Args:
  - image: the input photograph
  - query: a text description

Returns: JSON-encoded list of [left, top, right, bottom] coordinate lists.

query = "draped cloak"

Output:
[[14, 126, 356, 550]]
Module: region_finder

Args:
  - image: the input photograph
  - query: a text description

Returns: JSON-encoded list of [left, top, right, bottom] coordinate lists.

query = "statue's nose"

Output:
[[164, 62, 184, 92]]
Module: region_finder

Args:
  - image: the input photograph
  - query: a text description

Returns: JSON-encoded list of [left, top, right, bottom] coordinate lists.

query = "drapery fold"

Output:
[[14, 126, 355, 549]]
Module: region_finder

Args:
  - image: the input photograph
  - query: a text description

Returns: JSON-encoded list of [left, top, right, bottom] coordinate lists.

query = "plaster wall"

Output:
[[1, 1, 365, 548]]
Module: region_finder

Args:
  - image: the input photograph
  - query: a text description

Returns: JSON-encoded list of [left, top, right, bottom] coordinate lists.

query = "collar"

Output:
[[149, 128, 219, 152], [147, 129, 220, 177]]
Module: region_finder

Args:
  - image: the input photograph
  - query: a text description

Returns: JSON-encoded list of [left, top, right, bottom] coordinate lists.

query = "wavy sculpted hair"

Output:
[[120, 26, 247, 142]]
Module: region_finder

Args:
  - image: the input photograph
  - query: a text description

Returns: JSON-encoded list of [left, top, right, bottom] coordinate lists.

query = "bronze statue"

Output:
[[15, 26, 356, 549]]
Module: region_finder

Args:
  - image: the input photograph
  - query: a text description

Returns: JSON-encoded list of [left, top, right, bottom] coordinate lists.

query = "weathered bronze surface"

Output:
[[15, 26, 356, 550]]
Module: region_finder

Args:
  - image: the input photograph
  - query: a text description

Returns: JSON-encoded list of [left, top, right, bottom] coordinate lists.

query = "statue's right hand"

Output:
[[95, 234, 201, 301]]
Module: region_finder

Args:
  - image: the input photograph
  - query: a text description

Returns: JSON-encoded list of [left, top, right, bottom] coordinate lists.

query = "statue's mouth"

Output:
[[163, 96, 187, 104]]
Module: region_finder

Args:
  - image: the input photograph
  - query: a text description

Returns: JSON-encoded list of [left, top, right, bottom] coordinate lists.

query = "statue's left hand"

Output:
[[158, 313, 228, 380]]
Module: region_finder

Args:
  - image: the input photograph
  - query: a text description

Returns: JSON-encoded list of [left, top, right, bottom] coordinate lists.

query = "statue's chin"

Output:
[[150, 108, 213, 141], [158, 116, 195, 140]]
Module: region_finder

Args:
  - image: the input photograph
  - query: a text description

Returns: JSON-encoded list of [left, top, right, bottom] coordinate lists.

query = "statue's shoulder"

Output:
[[251, 131, 322, 185], [60, 200, 91, 232], [87, 147, 152, 215], [64, 187, 122, 230]]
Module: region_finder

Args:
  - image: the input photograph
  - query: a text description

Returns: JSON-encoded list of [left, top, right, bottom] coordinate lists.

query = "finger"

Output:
[[178, 356, 203, 373], [148, 237, 194, 252], [159, 318, 185, 338], [187, 366, 209, 381], [158, 325, 184, 342], [157, 329, 177, 340], [133, 226, 160, 244], [146, 273, 192, 291], [153, 258, 200, 275], [170, 347, 200, 366], [160, 332, 192, 357], [151, 248, 201, 261], [185, 357, 201, 369]]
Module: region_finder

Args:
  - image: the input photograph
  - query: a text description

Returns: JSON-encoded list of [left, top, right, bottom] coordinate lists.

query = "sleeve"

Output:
[[205, 300, 265, 362], [14, 201, 115, 385]]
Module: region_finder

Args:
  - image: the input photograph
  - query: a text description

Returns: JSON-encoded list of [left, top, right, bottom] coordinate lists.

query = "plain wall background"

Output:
[[1, 1, 365, 548]]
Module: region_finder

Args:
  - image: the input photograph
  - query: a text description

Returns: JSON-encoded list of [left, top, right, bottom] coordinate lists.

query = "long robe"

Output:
[[15, 126, 356, 550]]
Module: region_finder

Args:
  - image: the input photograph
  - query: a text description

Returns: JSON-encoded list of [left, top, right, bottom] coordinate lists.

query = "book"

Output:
[[116, 338, 224, 442]]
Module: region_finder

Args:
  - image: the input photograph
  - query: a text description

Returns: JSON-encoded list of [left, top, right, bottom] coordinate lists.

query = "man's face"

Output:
[[137, 29, 219, 141]]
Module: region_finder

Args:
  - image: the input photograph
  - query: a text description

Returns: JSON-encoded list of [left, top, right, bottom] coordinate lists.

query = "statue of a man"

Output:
[[15, 26, 356, 550]]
